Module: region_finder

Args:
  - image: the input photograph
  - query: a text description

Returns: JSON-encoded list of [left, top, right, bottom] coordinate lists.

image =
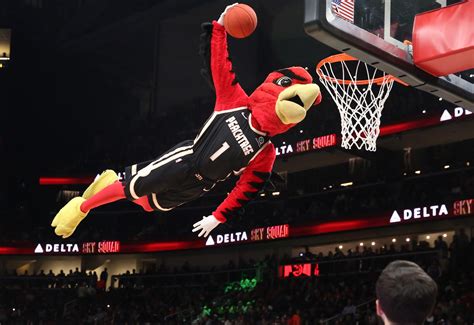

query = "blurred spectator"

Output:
[[434, 235, 448, 258], [100, 268, 108, 283], [376, 260, 438, 325]]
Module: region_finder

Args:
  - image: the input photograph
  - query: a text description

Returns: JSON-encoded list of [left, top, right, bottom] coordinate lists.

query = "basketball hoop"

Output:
[[316, 53, 405, 151]]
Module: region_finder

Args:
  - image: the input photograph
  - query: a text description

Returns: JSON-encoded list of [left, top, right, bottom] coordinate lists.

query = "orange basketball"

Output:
[[224, 4, 258, 39]]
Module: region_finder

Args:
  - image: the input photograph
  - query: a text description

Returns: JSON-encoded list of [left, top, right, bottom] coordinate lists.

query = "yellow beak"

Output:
[[275, 84, 320, 124]]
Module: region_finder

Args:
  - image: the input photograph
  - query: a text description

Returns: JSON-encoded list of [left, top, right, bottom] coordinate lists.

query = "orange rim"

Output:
[[316, 53, 408, 86]]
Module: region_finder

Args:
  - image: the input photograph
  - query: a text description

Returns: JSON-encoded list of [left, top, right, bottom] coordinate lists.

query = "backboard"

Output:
[[304, 0, 473, 109]]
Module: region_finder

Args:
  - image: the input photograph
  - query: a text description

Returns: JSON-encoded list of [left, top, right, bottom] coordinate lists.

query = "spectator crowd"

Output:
[[0, 232, 472, 324]]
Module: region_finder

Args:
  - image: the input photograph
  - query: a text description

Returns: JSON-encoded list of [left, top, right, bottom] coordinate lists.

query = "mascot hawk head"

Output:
[[249, 67, 321, 137]]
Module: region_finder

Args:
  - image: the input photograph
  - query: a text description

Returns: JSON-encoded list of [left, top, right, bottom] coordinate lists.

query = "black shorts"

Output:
[[123, 141, 216, 211]]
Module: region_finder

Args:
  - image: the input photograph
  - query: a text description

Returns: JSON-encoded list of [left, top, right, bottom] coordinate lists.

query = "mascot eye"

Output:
[[275, 76, 292, 87]]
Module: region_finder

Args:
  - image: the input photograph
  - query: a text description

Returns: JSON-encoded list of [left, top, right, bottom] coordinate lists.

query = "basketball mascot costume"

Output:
[[51, 3, 322, 239]]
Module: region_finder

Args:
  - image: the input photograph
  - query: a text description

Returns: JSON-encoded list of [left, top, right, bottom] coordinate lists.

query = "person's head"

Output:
[[376, 260, 438, 325]]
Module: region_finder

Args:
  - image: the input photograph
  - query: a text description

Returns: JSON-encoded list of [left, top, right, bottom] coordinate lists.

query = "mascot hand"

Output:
[[217, 3, 239, 25], [192, 215, 221, 237]]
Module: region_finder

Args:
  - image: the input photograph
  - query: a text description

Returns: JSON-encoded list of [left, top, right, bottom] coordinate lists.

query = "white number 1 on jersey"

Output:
[[210, 142, 230, 161]]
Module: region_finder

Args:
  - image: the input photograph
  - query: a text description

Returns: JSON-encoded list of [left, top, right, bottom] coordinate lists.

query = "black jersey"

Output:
[[193, 107, 269, 181], [123, 107, 270, 211]]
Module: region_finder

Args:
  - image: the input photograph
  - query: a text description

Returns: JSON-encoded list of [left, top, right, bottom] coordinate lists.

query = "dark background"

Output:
[[0, 0, 471, 242]]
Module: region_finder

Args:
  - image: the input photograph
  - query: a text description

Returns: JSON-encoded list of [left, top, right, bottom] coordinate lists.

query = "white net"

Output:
[[317, 57, 395, 152]]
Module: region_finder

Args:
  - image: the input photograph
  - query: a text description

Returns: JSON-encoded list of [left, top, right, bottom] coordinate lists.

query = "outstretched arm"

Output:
[[213, 143, 275, 222], [199, 4, 249, 111], [192, 143, 275, 237]]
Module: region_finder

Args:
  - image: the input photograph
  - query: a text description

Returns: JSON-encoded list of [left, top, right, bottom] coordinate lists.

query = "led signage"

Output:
[[82, 241, 120, 254], [206, 224, 289, 246], [453, 199, 473, 216], [279, 263, 320, 278], [440, 107, 472, 122], [34, 243, 80, 254], [275, 144, 294, 156], [389, 204, 448, 223], [3, 198, 472, 256], [251, 224, 289, 241], [205, 231, 249, 246], [276, 134, 337, 157], [34, 241, 120, 255]]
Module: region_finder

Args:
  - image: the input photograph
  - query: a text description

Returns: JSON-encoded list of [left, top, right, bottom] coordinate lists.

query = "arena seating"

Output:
[[0, 237, 472, 324]]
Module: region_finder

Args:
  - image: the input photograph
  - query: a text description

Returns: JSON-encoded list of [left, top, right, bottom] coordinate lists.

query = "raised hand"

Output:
[[217, 2, 239, 25]]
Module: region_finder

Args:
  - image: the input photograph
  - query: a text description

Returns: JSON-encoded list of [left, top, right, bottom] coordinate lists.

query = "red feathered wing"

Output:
[[209, 21, 249, 111], [213, 143, 276, 222]]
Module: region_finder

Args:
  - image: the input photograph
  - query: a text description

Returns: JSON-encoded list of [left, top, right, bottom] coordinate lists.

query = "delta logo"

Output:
[[205, 231, 249, 246], [34, 243, 80, 254], [390, 204, 449, 223]]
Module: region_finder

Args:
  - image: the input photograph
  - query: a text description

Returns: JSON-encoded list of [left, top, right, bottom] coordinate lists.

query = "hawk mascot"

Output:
[[52, 4, 322, 239]]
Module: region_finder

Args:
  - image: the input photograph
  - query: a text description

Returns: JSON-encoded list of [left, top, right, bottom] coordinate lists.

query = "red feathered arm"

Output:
[[213, 143, 276, 222], [210, 21, 248, 111]]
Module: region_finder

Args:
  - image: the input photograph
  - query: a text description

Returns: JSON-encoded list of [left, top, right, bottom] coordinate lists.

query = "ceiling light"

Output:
[[392, 238, 396, 243], [359, 242, 364, 246], [340, 182, 353, 187], [406, 238, 410, 242], [338, 245, 343, 249], [443, 233, 447, 238], [415, 170, 421, 174], [371, 242, 375, 246], [272, 192, 280, 196], [444, 165, 450, 169]]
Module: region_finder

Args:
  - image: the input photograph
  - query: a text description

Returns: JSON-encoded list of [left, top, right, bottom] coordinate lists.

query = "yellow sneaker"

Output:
[[82, 169, 119, 199], [51, 197, 88, 238]]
